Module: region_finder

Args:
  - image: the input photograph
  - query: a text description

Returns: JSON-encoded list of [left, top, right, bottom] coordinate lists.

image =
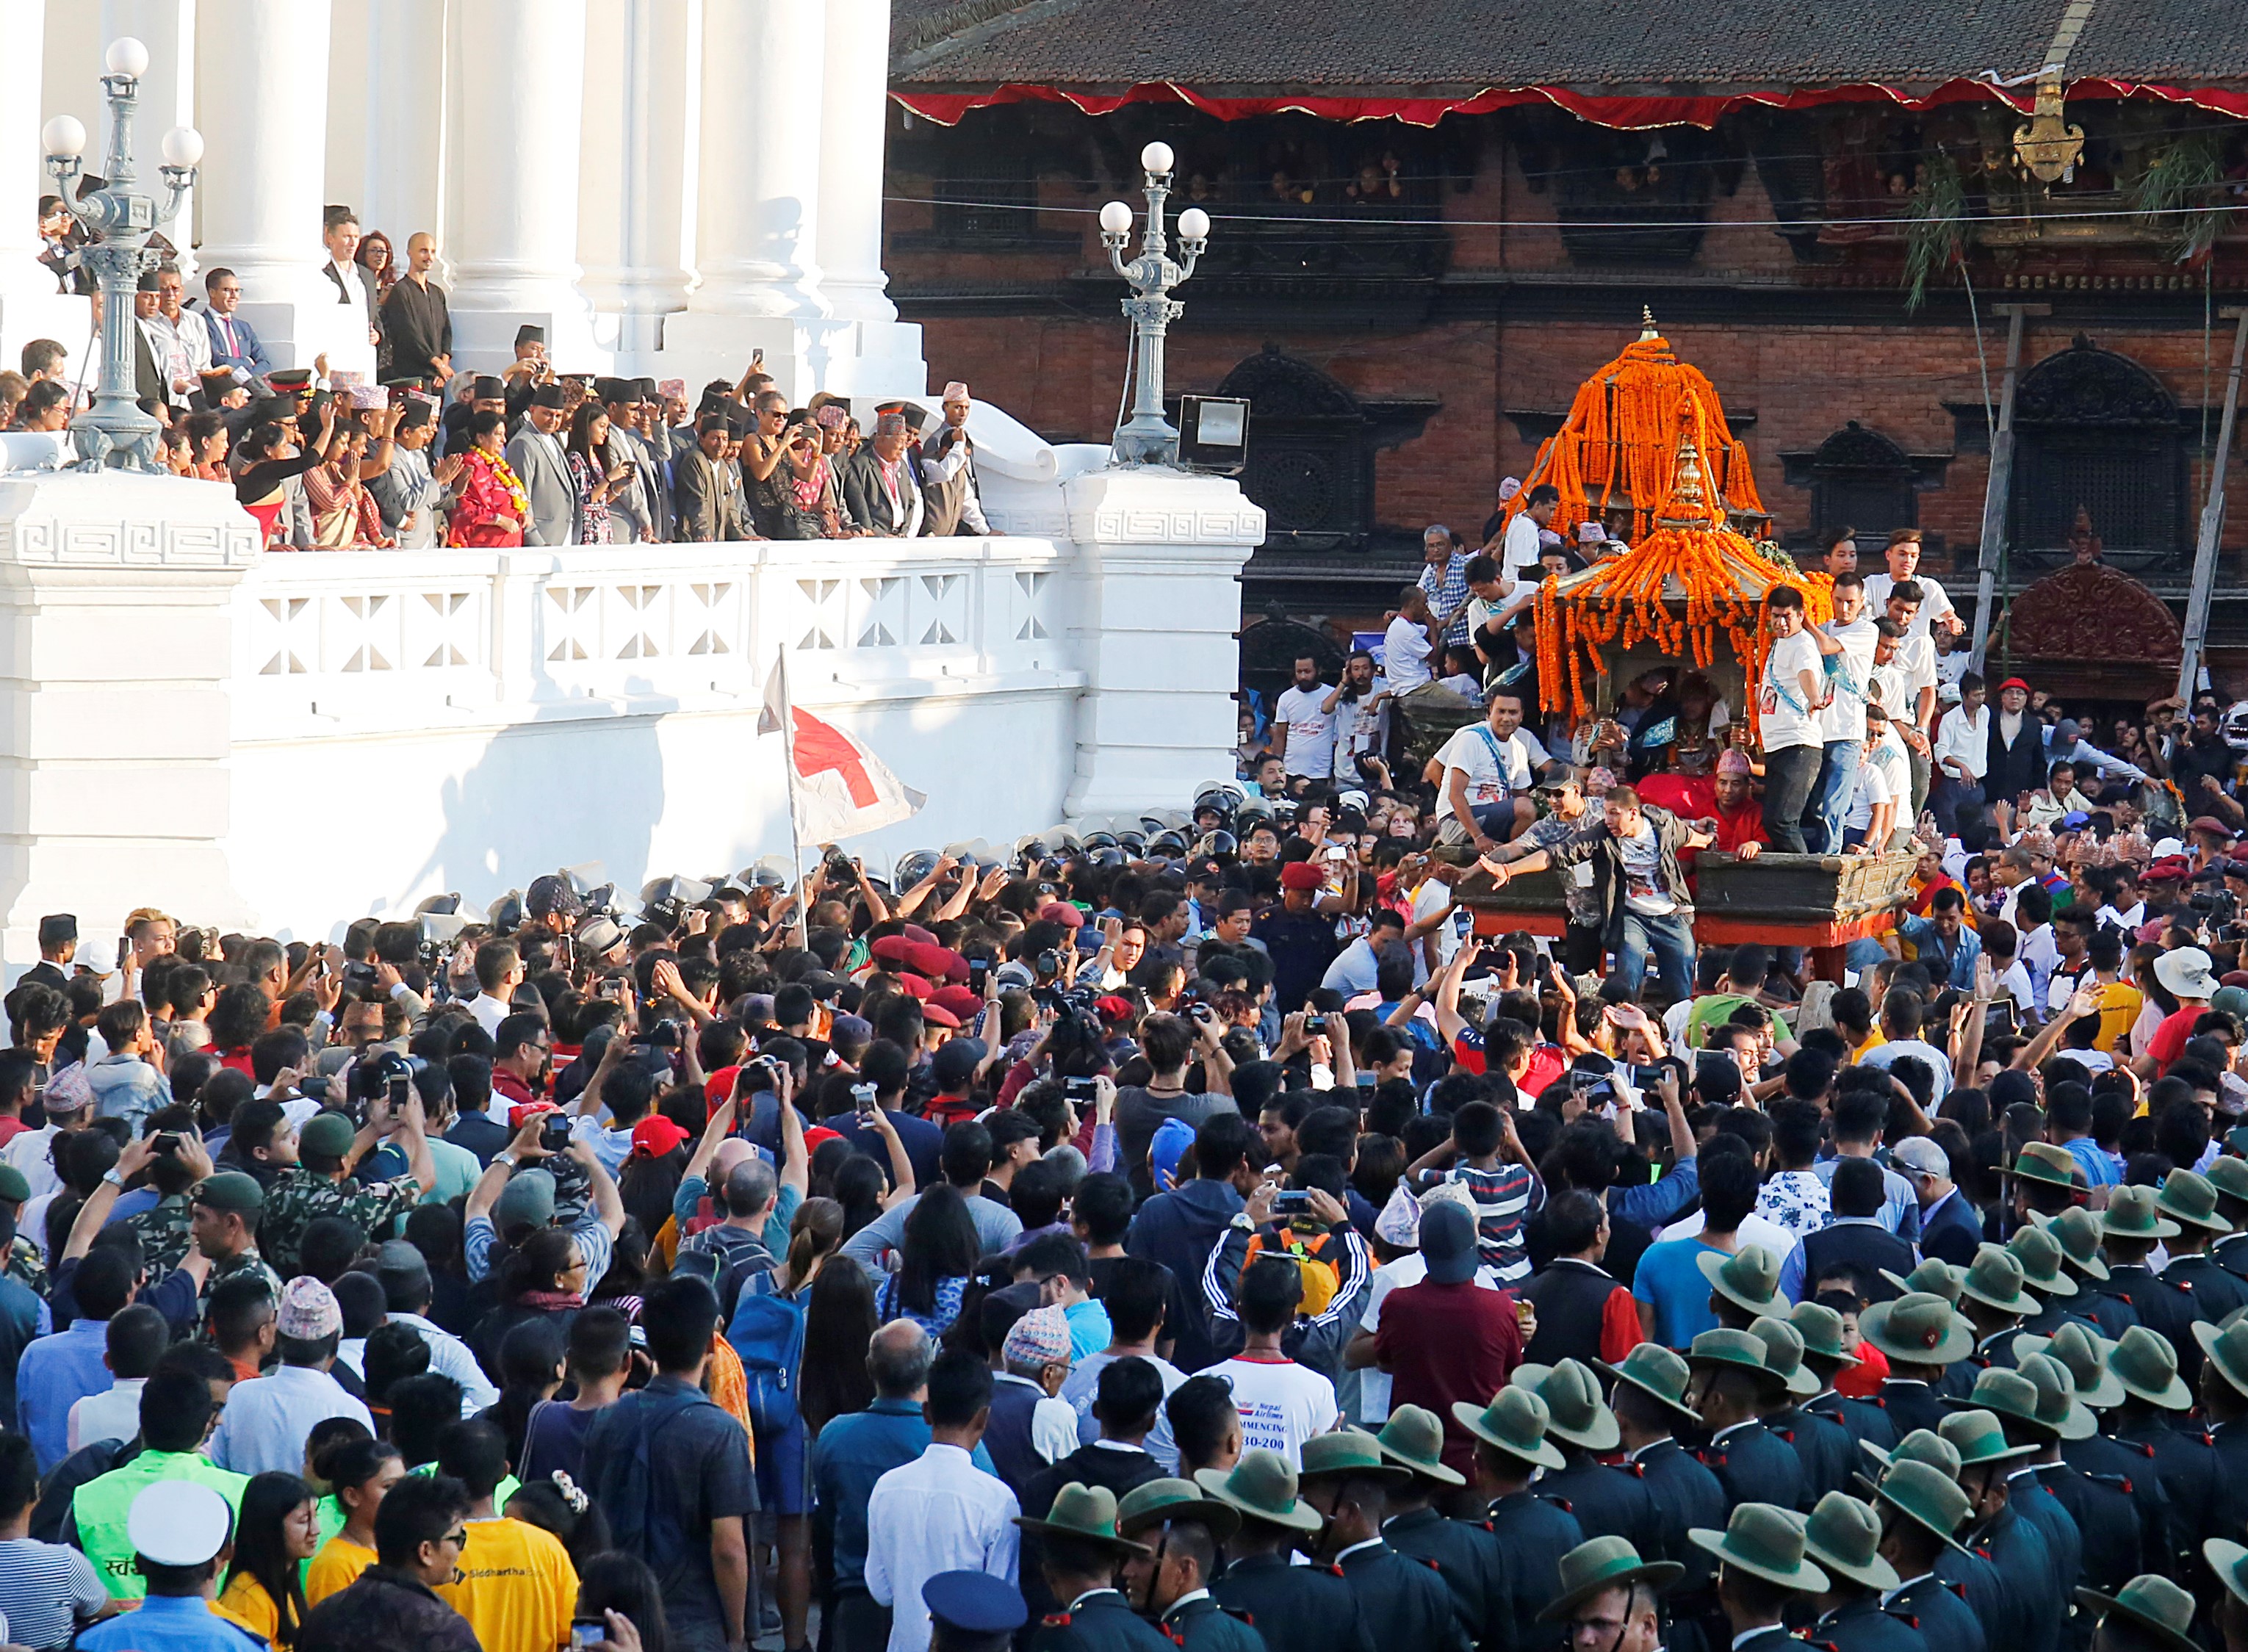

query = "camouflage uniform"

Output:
[[198, 1247, 284, 1319], [6, 1233, 48, 1299], [127, 1193, 193, 1277], [256, 1166, 422, 1279]]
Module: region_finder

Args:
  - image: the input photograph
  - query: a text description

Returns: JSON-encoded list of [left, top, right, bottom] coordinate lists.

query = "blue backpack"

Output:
[[727, 1268, 809, 1432]]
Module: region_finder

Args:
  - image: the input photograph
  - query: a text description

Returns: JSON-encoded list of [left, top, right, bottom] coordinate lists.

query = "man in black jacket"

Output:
[[1984, 677, 2047, 811]]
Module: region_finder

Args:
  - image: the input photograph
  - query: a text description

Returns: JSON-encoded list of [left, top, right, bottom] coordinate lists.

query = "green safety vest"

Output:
[[74, 1450, 251, 1599], [406, 1459, 519, 1510]]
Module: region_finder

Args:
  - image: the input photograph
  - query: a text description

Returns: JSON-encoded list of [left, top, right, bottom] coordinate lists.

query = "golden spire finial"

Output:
[[1638, 305, 1659, 342]]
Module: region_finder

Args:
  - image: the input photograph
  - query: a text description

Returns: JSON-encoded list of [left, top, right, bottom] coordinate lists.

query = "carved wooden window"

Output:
[[2007, 336, 2187, 569]]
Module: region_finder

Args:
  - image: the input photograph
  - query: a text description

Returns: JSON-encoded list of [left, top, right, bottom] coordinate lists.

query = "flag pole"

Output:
[[776, 643, 811, 948]]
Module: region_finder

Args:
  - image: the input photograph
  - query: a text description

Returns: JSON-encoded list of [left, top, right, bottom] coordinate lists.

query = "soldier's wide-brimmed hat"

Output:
[[2109, 1324, 2194, 1409], [1687, 1503, 1829, 1594], [2158, 1168, 2233, 1234], [1801, 1492, 1898, 1593], [1868, 1459, 1974, 1556], [1878, 1258, 1963, 1305], [1532, 1537, 1683, 1624], [2005, 1226, 2079, 1298], [1787, 1302, 1861, 1368], [1013, 1483, 1150, 1557], [2205, 1537, 2248, 1615], [1958, 1244, 2034, 1316], [1297, 1430, 1411, 1489], [1858, 1292, 1973, 1366], [2072, 1576, 2201, 1652], [1935, 1408, 2036, 1467], [1115, 1479, 1240, 1543], [1747, 1317, 1823, 1399], [2012, 1140, 2082, 1192], [2017, 1351, 2099, 1441], [1509, 1360, 1620, 1453], [2195, 1319, 2248, 1400], [2101, 1184, 2180, 1241], [2029, 1207, 2110, 1280], [1362, 1404, 1466, 1487], [1682, 1329, 1791, 1404], [1193, 1451, 1324, 1534], [1595, 1342, 1702, 1428], [1698, 1245, 1785, 1318], [1942, 1367, 2058, 1440], [2011, 1323, 2125, 1409], [1452, 1385, 1567, 1472]]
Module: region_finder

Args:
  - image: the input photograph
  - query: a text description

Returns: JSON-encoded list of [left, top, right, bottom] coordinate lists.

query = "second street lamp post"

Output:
[[1100, 141, 1209, 467], [41, 36, 201, 474]]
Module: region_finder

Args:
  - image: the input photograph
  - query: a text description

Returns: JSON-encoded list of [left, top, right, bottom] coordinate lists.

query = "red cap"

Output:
[[1998, 677, 2031, 694], [901, 923, 940, 946], [1095, 995, 1134, 1024], [1280, 862, 1325, 891], [921, 1002, 962, 1029], [1038, 901, 1085, 930], [2144, 856, 2192, 881], [905, 940, 967, 981], [930, 985, 984, 1021], [896, 972, 932, 1000], [632, 1115, 691, 1158], [870, 934, 912, 964]]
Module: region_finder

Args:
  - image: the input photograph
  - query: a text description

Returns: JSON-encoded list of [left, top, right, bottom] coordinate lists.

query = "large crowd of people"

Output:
[[8, 205, 995, 551], [15, 181, 2248, 1652]]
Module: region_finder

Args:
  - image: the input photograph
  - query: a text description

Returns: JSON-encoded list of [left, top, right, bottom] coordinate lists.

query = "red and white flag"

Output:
[[760, 655, 926, 842]]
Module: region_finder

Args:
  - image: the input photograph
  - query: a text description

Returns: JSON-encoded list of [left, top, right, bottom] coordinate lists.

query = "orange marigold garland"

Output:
[[1504, 312, 1768, 546]]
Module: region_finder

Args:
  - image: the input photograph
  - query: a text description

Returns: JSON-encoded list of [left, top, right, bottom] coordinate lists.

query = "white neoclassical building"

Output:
[[1, 0, 922, 400], [0, 0, 1262, 962]]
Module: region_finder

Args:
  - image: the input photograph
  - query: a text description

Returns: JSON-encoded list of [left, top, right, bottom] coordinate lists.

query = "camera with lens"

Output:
[[341, 959, 384, 1003], [350, 1050, 415, 1117], [539, 1112, 573, 1155]]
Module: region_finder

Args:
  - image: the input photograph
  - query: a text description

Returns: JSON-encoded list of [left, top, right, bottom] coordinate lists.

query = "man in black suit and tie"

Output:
[[320, 206, 381, 352]]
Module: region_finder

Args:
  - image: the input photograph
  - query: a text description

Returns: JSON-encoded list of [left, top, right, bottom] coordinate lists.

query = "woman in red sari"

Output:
[[447, 408, 529, 547]]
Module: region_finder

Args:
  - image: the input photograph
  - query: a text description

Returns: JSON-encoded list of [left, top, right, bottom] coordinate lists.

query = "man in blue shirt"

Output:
[[80, 1479, 262, 1652], [18, 1247, 133, 1472], [813, 1321, 1000, 1652]]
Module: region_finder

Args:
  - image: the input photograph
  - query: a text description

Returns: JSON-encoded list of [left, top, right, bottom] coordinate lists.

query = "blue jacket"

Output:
[[196, 306, 273, 378], [1920, 1188, 1983, 1267], [1895, 912, 1982, 991], [1125, 1178, 1242, 1373]]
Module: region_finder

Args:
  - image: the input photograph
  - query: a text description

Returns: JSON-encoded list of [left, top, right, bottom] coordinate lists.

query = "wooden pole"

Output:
[[2177, 306, 2248, 701], [1969, 303, 2048, 673]]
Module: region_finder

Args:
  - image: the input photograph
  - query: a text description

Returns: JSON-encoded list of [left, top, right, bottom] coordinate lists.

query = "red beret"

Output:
[[895, 973, 932, 1000], [901, 923, 939, 946], [1095, 995, 1134, 1024], [870, 934, 912, 964], [931, 985, 984, 1021], [1279, 862, 1325, 891], [1038, 901, 1085, 930], [905, 940, 968, 981], [921, 1002, 962, 1030]]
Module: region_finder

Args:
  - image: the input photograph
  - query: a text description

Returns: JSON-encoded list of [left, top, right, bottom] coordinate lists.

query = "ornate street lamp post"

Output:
[[40, 37, 202, 473], [1100, 142, 1210, 466]]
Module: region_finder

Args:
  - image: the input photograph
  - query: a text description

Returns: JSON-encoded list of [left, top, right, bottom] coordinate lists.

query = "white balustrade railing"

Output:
[[229, 535, 1077, 740]]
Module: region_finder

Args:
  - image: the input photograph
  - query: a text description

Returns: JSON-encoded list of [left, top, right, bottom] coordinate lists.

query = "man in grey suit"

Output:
[[505, 384, 576, 547], [841, 414, 925, 537], [674, 415, 752, 541], [599, 378, 657, 543]]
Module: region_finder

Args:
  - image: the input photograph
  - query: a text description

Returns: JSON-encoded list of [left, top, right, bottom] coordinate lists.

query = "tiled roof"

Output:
[[891, 0, 2248, 94]]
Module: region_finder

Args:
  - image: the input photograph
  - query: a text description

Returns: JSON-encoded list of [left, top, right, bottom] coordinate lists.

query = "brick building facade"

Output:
[[882, 0, 2248, 662]]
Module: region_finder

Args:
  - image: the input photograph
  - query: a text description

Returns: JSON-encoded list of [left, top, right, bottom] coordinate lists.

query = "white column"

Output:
[[815, 0, 895, 324], [101, 0, 197, 276], [357, 0, 446, 256], [194, 0, 337, 368], [688, 0, 824, 319], [444, 0, 599, 365], [577, 0, 695, 362], [0, 0, 89, 370]]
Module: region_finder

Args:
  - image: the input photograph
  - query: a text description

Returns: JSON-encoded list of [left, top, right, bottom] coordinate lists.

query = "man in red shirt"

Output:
[[1355, 1201, 1524, 1476], [2141, 945, 2218, 1077], [1705, 750, 1767, 859]]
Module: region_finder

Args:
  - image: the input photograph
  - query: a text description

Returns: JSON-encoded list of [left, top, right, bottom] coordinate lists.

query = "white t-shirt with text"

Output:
[[1200, 1355, 1338, 1466], [1433, 724, 1550, 820]]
